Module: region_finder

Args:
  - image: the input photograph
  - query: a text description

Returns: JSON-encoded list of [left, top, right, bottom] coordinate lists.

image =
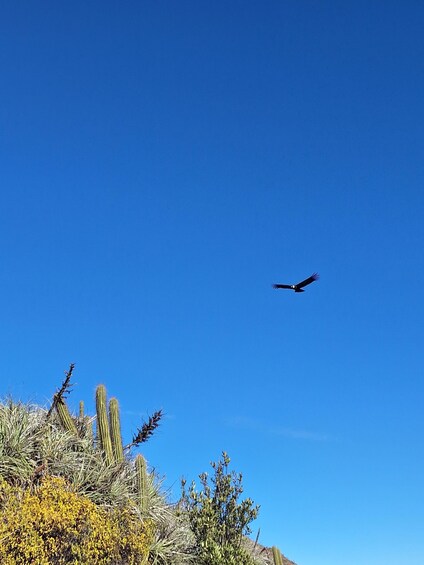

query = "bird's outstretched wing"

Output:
[[296, 273, 319, 289], [272, 284, 293, 289]]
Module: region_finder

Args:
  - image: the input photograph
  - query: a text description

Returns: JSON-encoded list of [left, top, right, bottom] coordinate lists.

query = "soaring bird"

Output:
[[273, 273, 319, 293]]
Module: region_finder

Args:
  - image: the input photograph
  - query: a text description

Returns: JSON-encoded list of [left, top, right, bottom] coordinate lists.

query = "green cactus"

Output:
[[135, 454, 148, 513], [109, 397, 124, 463], [95, 385, 114, 466], [272, 546, 284, 565], [78, 400, 93, 440], [55, 398, 78, 436], [82, 415, 94, 443]]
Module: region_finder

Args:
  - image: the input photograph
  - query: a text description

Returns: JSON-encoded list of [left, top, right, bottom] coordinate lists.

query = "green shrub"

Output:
[[180, 452, 259, 565]]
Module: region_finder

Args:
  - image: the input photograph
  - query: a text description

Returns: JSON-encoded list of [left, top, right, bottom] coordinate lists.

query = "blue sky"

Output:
[[1, 2, 424, 564]]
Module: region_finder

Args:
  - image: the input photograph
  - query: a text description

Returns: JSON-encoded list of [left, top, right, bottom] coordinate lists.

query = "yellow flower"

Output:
[[0, 476, 152, 564]]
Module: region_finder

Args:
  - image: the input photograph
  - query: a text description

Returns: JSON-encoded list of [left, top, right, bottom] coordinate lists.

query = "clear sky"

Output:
[[1, 2, 424, 564]]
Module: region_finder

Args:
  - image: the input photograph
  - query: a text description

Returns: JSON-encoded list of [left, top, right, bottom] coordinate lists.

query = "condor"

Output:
[[273, 273, 319, 293]]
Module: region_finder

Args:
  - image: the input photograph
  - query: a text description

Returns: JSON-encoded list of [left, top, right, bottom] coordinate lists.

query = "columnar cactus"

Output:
[[95, 385, 114, 466], [272, 546, 284, 565], [135, 454, 148, 513], [109, 397, 124, 463], [56, 398, 78, 436]]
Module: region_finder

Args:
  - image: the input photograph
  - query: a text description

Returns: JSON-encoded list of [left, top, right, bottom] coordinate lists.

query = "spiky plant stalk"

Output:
[[124, 409, 163, 451], [56, 398, 78, 436], [46, 363, 75, 421], [79, 400, 84, 418], [135, 454, 148, 513], [109, 397, 124, 463], [95, 385, 114, 466], [272, 546, 284, 565]]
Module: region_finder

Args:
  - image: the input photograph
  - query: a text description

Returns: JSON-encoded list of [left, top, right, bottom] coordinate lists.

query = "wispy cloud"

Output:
[[226, 415, 331, 442]]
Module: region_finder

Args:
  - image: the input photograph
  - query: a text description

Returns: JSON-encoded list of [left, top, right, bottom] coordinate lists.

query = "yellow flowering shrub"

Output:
[[0, 476, 153, 564]]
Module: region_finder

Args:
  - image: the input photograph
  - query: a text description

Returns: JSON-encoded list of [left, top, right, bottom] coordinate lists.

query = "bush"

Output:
[[180, 452, 259, 565], [0, 475, 153, 564]]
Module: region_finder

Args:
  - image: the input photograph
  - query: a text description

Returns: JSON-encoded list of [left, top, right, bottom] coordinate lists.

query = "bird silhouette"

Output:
[[273, 273, 319, 293]]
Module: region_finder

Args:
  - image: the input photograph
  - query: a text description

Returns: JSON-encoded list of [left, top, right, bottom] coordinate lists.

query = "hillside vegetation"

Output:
[[0, 364, 295, 565]]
